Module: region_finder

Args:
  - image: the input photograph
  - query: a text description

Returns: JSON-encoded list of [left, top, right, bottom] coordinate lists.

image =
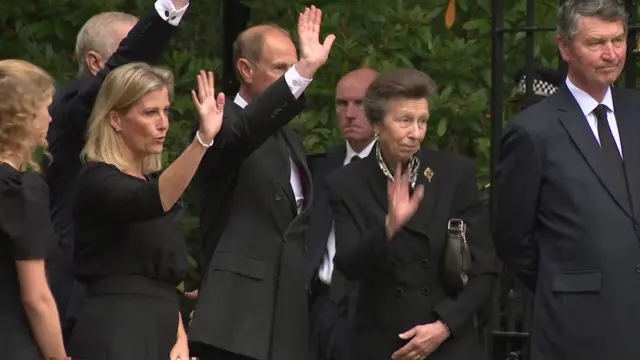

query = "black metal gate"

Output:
[[488, 1, 639, 359]]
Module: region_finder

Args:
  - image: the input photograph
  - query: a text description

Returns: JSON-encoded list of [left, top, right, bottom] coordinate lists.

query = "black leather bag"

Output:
[[442, 218, 472, 295]]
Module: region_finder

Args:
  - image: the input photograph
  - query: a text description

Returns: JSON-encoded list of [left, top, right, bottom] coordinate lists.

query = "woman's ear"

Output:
[[108, 111, 122, 132], [372, 122, 381, 137]]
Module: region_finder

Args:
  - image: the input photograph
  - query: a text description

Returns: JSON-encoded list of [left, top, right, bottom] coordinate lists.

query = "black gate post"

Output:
[[488, 0, 504, 357], [625, 0, 638, 88], [222, 0, 251, 95]]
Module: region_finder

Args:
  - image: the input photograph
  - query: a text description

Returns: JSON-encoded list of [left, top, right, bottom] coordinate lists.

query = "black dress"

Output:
[[68, 162, 187, 360], [0, 163, 56, 359]]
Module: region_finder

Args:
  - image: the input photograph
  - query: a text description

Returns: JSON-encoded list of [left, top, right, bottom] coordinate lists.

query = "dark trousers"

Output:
[[190, 342, 254, 360], [308, 278, 354, 360]]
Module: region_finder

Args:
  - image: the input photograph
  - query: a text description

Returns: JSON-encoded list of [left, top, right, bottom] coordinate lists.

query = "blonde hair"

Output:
[[82, 62, 173, 175], [0, 59, 55, 171]]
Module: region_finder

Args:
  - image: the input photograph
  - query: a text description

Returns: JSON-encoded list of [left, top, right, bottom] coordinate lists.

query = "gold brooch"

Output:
[[424, 167, 434, 182]]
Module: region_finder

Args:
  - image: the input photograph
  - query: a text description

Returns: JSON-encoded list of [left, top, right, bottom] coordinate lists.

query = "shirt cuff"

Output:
[[155, 0, 189, 26], [284, 66, 313, 99]]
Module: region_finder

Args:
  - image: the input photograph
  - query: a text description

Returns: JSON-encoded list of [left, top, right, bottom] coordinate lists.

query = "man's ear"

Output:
[[85, 50, 105, 76], [108, 111, 122, 132], [237, 58, 254, 84], [556, 34, 571, 63]]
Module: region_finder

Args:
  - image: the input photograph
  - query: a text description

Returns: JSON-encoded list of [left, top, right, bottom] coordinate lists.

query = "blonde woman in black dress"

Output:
[[67, 63, 224, 360], [0, 59, 68, 359]]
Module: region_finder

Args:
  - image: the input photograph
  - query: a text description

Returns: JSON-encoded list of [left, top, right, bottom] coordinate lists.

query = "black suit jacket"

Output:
[[326, 146, 496, 360], [304, 145, 346, 286], [305, 144, 360, 306], [43, 8, 180, 321], [188, 80, 312, 360], [495, 86, 640, 360]]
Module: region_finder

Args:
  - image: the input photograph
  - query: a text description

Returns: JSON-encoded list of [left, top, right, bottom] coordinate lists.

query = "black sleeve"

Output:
[[433, 160, 498, 336], [196, 75, 307, 178], [0, 173, 56, 260], [330, 184, 391, 280], [49, 8, 179, 143], [494, 121, 542, 291], [75, 162, 165, 223]]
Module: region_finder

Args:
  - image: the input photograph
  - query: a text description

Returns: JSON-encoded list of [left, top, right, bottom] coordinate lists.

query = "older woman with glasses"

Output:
[[325, 68, 497, 360]]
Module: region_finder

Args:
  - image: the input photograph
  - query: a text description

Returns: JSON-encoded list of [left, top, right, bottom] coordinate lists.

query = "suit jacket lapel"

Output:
[[613, 88, 640, 218], [326, 144, 346, 171], [404, 150, 438, 234], [555, 86, 632, 217], [281, 126, 313, 207], [271, 130, 297, 214], [363, 145, 389, 212]]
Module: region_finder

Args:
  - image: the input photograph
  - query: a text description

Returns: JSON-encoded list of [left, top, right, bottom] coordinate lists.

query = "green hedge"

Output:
[[2, 0, 564, 303]]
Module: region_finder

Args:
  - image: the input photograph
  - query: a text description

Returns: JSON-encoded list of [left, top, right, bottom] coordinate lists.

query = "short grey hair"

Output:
[[557, 0, 628, 43], [75, 12, 138, 76], [363, 68, 438, 125]]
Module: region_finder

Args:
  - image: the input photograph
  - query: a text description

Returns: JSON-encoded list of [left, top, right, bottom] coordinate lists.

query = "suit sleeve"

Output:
[[330, 183, 391, 280], [433, 160, 498, 337], [493, 121, 541, 291], [50, 7, 179, 142], [196, 74, 307, 177]]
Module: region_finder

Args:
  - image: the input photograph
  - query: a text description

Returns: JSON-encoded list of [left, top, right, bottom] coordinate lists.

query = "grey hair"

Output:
[[75, 12, 138, 76], [363, 68, 438, 125], [557, 0, 628, 43]]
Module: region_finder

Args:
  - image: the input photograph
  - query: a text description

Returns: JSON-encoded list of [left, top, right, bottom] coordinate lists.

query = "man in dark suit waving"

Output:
[[44, 0, 189, 344], [305, 68, 377, 360], [188, 6, 335, 360], [495, 1, 640, 359]]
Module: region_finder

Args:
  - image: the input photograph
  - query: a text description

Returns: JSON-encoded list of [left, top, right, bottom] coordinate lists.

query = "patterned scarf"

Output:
[[376, 143, 420, 189]]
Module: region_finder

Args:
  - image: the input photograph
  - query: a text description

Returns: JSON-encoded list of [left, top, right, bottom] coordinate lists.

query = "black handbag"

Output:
[[442, 218, 472, 295]]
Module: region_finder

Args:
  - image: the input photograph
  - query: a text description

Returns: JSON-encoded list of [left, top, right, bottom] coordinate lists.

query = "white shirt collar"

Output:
[[234, 93, 248, 109], [565, 77, 614, 115], [345, 139, 376, 164]]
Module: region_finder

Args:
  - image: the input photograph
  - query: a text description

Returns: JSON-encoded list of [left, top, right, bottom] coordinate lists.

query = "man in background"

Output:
[[481, 63, 564, 207], [305, 68, 378, 360]]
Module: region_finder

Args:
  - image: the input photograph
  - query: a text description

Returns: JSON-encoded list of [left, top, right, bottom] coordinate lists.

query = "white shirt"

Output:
[[565, 78, 622, 157], [233, 66, 312, 214], [318, 140, 376, 284], [154, 0, 189, 26]]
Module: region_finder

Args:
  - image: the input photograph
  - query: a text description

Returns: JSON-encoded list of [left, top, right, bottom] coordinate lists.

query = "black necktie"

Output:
[[593, 104, 625, 184], [350, 155, 361, 163]]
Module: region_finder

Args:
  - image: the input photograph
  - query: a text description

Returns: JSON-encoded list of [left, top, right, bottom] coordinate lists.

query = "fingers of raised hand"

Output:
[[412, 185, 425, 204], [196, 71, 206, 101], [216, 92, 225, 112], [311, 6, 321, 35], [196, 70, 216, 101], [191, 90, 200, 107], [206, 71, 215, 95]]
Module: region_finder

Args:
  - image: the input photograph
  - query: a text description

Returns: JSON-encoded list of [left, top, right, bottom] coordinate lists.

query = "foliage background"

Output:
[[1, 0, 618, 316]]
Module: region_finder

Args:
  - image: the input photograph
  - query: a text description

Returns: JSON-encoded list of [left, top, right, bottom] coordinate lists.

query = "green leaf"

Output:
[[462, 19, 486, 30], [436, 118, 448, 137]]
